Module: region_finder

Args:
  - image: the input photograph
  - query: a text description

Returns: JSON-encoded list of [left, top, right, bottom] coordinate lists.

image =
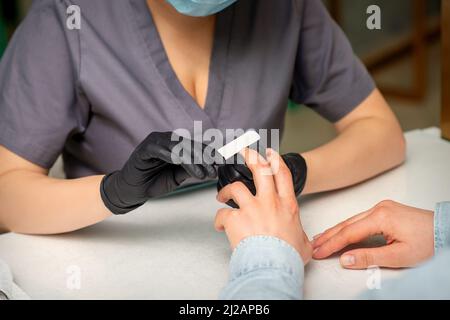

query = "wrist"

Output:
[[100, 172, 144, 215], [282, 153, 307, 196]]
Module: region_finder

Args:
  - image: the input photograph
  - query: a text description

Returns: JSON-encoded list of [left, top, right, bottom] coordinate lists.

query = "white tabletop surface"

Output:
[[0, 128, 449, 300]]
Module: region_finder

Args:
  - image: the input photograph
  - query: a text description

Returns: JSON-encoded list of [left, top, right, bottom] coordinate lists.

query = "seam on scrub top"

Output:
[[0, 123, 58, 169], [216, 5, 236, 126]]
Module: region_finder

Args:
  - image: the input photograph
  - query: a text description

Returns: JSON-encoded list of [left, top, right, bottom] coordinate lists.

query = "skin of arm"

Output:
[[301, 89, 406, 195], [0, 145, 111, 235]]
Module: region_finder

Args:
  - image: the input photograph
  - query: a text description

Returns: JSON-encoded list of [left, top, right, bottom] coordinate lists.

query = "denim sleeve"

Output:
[[359, 248, 450, 300], [434, 202, 450, 253], [219, 236, 304, 300]]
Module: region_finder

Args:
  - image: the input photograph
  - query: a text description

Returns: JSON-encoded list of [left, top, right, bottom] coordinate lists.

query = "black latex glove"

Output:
[[101, 132, 217, 215], [217, 153, 307, 208]]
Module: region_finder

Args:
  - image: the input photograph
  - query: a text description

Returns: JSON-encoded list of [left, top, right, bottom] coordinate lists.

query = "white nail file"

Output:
[[217, 131, 261, 160]]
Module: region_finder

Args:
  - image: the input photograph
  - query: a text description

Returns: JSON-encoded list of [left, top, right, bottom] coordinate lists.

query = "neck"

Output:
[[147, 0, 216, 33]]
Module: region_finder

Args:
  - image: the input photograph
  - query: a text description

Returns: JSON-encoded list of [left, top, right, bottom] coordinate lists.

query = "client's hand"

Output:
[[215, 148, 312, 264], [313, 200, 434, 269]]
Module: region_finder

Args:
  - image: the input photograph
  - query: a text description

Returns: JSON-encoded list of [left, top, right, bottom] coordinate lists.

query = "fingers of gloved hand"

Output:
[[217, 164, 255, 193], [139, 140, 171, 162], [234, 163, 254, 181], [143, 168, 184, 198], [225, 200, 239, 209], [201, 143, 220, 165], [217, 181, 254, 208], [173, 166, 191, 185], [142, 143, 206, 180], [202, 164, 218, 179], [186, 140, 218, 179], [179, 163, 209, 180], [138, 132, 172, 160], [140, 135, 217, 180], [217, 167, 255, 209], [216, 156, 257, 209]]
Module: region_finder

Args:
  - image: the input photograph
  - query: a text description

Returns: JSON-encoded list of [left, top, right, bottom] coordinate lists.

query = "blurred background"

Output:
[[0, 0, 443, 154]]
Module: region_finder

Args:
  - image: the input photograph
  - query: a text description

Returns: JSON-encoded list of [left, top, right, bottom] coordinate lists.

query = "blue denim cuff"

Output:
[[434, 202, 450, 254], [228, 236, 304, 282]]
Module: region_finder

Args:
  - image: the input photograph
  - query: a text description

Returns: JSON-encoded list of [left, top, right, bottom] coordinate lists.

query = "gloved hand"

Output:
[[217, 153, 307, 208], [101, 132, 217, 215]]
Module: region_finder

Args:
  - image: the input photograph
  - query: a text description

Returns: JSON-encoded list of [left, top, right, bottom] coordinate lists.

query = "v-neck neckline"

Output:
[[129, 0, 235, 128]]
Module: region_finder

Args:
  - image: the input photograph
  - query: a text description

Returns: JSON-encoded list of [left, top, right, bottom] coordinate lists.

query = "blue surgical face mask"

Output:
[[165, 0, 237, 17]]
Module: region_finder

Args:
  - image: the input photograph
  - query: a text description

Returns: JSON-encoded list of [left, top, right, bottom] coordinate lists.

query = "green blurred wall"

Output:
[[0, 9, 7, 58], [0, 0, 29, 59], [0, 24, 6, 58]]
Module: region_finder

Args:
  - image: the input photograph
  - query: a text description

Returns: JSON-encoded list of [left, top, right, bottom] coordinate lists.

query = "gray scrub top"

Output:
[[0, 0, 375, 178]]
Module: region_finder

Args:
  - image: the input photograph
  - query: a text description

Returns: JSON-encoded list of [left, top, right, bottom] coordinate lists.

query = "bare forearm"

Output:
[[0, 171, 111, 234], [302, 115, 405, 195]]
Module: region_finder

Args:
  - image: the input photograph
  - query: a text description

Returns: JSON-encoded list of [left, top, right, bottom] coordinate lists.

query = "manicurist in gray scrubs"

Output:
[[0, 0, 405, 234]]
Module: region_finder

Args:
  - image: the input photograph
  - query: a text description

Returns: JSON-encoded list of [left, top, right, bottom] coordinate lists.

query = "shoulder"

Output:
[[23, 0, 80, 27], [235, 0, 302, 23], [21, 0, 128, 41], [27, 0, 119, 20], [292, 0, 329, 18], [239, 0, 328, 24]]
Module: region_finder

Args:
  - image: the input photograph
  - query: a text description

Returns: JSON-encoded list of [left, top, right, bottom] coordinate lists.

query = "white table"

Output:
[[0, 128, 449, 300]]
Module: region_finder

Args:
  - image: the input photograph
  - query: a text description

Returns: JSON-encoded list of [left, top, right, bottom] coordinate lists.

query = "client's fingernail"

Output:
[[341, 255, 355, 267], [266, 148, 273, 158], [313, 247, 319, 255]]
